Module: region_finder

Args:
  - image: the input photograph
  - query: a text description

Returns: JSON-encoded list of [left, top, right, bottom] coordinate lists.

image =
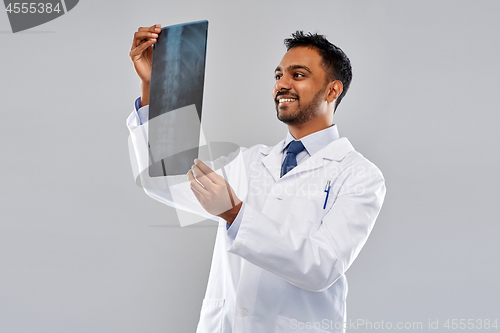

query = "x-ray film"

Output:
[[148, 20, 209, 177]]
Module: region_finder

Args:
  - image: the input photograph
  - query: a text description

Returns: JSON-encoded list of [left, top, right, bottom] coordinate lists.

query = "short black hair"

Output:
[[284, 31, 352, 111]]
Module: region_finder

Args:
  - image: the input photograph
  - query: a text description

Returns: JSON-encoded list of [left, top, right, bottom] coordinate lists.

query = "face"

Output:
[[273, 47, 330, 126]]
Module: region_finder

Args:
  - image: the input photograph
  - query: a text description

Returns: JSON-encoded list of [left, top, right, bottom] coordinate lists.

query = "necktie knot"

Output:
[[281, 140, 305, 177], [287, 140, 305, 155]]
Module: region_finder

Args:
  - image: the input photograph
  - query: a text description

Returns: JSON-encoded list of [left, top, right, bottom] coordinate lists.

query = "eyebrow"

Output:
[[275, 65, 312, 74]]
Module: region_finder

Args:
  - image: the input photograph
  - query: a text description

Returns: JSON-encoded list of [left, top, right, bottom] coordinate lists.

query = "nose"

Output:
[[274, 74, 292, 92]]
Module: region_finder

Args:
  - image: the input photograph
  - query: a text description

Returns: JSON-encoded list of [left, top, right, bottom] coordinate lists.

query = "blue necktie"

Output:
[[281, 140, 305, 177]]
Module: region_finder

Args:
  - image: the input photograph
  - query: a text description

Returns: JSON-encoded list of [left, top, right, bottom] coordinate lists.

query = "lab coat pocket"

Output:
[[275, 315, 332, 332], [196, 299, 225, 333], [286, 179, 337, 235]]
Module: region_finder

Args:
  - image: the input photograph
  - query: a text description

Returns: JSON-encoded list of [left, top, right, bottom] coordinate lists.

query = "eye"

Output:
[[275, 74, 282, 80], [294, 72, 305, 78]]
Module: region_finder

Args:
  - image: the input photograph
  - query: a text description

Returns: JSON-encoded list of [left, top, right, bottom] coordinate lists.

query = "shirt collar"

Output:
[[281, 124, 340, 156]]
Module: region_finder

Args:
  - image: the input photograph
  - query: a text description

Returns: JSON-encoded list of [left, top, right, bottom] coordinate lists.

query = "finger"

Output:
[[194, 159, 220, 183], [130, 39, 156, 58], [130, 39, 155, 54], [189, 180, 204, 201], [130, 39, 155, 57], [187, 169, 209, 196], [137, 24, 161, 33], [133, 31, 159, 48], [132, 24, 161, 49], [225, 181, 236, 207], [191, 164, 214, 188], [134, 31, 159, 40]]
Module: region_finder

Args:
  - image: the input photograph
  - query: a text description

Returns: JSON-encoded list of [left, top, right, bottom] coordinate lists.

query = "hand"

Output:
[[188, 159, 242, 223], [129, 24, 161, 106]]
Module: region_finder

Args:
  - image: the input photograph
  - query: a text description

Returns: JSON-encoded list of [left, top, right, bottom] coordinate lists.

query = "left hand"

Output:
[[187, 159, 242, 223]]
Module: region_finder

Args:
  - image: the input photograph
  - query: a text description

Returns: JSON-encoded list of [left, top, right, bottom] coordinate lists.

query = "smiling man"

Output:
[[128, 27, 385, 333], [273, 44, 344, 135]]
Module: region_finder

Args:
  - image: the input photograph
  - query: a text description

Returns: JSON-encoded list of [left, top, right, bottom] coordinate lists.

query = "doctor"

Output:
[[128, 25, 386, 333]]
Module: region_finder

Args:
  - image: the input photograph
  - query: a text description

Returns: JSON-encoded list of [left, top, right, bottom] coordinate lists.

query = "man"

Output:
[[128, 24, 385, 333]]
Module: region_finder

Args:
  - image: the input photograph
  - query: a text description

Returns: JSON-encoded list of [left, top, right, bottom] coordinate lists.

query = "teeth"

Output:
[[279, 99, 296, 103]]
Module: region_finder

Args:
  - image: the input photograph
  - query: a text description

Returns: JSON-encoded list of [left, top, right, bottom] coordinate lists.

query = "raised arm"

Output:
[[129, 24, 161, 107]]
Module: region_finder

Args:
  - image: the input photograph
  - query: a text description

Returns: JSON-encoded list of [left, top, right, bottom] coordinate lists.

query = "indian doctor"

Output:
[[127, 25, 386, 333]]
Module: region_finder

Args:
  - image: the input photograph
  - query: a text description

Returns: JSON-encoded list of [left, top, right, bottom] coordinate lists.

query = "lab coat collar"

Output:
[[259, 137, 354, 182]]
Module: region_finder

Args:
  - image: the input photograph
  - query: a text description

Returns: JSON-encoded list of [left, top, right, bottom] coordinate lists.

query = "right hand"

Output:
[[129, 24, 161, 85]]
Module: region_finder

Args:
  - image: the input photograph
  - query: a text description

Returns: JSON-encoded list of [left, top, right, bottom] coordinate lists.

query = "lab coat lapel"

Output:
[[260, 137, 354, 181], [260, 140, 284, 183], [283, 137, 355, 178]]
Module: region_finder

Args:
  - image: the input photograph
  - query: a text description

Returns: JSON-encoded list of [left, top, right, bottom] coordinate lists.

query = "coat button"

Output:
[[240, 309, 247, 318], [235, 242, 243, 249]]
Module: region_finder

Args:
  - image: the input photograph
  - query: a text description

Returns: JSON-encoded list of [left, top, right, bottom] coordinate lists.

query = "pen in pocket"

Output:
[[323, 180, 331, 209]]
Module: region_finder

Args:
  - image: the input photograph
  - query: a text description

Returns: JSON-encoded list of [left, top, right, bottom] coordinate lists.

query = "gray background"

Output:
[[1, 0, 499, 332]]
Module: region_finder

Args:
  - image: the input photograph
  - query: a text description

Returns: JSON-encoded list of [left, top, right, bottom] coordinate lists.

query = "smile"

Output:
[[277, 98, 297, 105]]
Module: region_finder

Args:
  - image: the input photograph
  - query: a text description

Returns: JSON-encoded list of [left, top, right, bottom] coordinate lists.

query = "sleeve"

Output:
[[134, 97, 150, 125], [226, 161, 386, 292]]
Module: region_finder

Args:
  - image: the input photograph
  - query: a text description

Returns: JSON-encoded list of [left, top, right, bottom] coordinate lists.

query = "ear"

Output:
[[326, 80, 343, 104]]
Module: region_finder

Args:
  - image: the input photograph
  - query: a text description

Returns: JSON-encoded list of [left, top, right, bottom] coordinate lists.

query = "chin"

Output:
[[277, 112, 299, 125]]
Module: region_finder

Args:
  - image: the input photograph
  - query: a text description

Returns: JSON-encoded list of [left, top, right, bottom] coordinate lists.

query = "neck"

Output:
[[288, 118, 333, 140]]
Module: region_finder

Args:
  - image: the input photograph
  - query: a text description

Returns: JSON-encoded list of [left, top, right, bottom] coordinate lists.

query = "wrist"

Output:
[[140, 81, 150, 107], [218, 201, 242, 225]]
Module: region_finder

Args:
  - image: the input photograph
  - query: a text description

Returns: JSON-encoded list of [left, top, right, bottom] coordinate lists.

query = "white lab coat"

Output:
[[127, 110, 386, 333]]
